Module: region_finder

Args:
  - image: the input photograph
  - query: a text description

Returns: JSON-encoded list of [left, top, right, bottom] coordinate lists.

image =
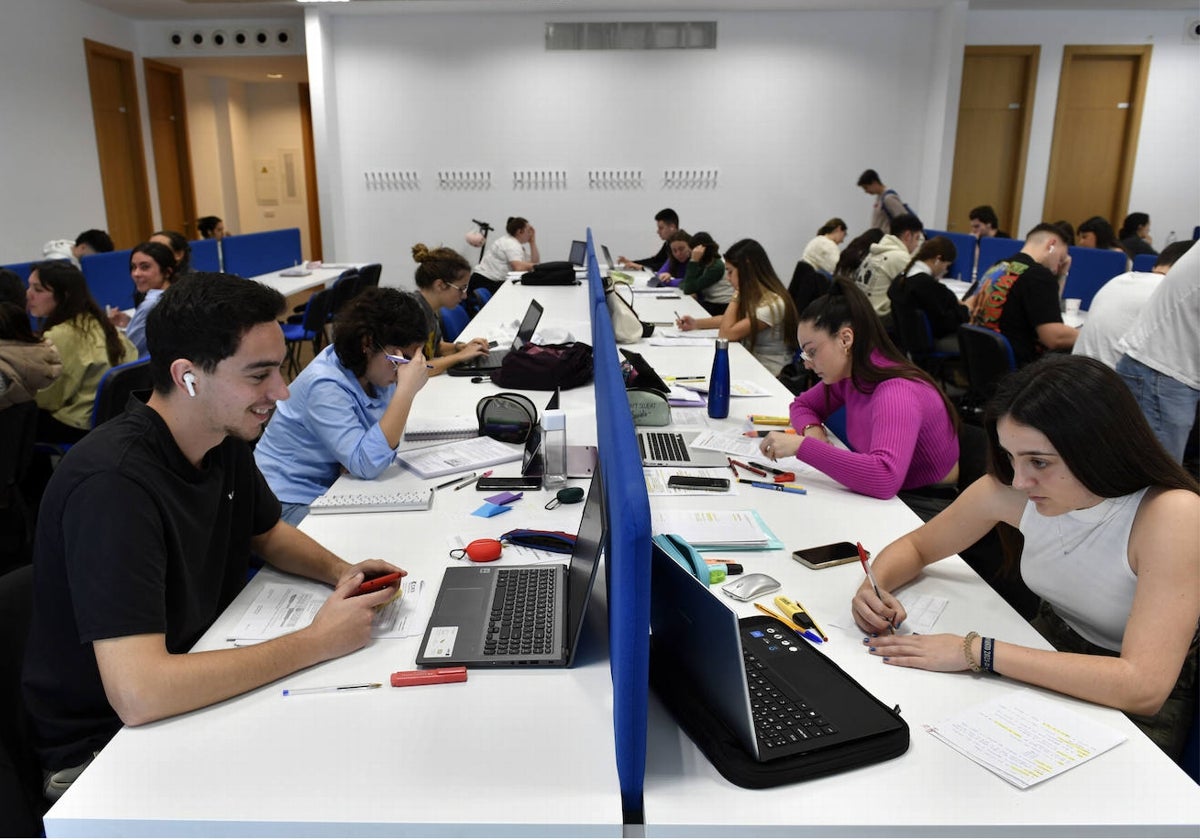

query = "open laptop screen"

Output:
[[565, 467, 604, 652]]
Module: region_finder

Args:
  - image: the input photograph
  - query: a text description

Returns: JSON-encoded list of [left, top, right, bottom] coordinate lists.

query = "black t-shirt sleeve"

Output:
[[1019, 270, 1064, 330], [62, 473, 171, 644]]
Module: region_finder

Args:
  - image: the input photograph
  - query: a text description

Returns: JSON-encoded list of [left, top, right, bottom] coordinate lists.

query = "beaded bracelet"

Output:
[[981, 636, 996, 674], [962, 631, 982, 672]]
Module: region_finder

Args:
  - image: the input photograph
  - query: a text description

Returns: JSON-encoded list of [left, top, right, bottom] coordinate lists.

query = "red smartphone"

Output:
[[352, 571, 402, 597]]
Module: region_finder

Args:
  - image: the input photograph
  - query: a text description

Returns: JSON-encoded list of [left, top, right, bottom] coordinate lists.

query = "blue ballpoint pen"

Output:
[[737, 478, 806, 495]]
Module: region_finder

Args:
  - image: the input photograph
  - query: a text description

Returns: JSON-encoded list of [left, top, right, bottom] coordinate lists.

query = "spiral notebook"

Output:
[[403, 415, 479, 442], [396, 435, 523, 478]]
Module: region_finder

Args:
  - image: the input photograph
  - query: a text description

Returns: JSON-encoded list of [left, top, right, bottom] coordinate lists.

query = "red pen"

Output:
[[726, 456, 738, 479], [390, 666, 468, 687], [729, 459, 768, 477]]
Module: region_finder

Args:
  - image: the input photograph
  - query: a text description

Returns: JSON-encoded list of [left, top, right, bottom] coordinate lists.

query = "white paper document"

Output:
[[396, 436, 523, 478], [687, 429, 764, 459], [925, 689, 1126, 788], [679, 379, 773, 397], [651, 509, 770, 546], [228, 578, 427, 643], [897, 592, 948, 635]]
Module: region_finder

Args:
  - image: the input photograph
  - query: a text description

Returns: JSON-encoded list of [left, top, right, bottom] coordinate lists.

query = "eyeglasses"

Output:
[[446, 280, 469, 295], [476, 392, 537, 444], [797, 341, 826, 364]]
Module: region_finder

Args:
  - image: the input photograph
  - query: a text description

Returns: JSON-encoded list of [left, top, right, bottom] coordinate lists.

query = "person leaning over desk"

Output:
[[677, 237, 796, 376], [22, 274, 405, 800], [761, 278, 959, 499], [410, 243, 490, 375], [255, 287, 431, 526], [852, 355, 1198, 759]]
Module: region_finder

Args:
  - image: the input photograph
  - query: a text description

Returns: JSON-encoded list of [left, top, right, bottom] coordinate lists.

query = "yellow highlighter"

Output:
[[748, 414, 791, 426], [774, 595, 828, 642]]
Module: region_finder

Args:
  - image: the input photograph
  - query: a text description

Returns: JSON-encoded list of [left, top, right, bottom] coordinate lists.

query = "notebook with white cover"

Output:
[[396, 436, 522, 478], [403, 415, 479, 441]]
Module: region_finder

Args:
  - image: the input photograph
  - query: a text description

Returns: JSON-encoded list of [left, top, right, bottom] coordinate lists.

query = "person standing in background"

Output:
[[856, 169, 912, 234]]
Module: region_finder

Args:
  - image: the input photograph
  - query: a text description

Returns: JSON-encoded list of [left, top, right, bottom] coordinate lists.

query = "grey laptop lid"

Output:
[[569, 239, 587, 267], [416, 470, 605, 667], [447, 298, 543, 375]]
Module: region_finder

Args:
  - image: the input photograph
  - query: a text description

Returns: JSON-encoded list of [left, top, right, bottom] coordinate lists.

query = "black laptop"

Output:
[[415, 471, 605, 667], [649, 543, 908, 781], [447, 299, 544, 376]]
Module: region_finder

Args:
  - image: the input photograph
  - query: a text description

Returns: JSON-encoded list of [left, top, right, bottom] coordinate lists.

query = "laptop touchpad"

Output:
[[441, 585, 488, 619]]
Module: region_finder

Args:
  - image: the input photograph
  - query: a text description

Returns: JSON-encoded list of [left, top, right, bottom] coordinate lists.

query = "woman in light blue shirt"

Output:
[[109, 241, 177, 355], [255, 287, 430, 525]]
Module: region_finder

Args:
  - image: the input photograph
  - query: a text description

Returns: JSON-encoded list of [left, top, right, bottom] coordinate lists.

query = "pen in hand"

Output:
[[858, 541, 896, 632]]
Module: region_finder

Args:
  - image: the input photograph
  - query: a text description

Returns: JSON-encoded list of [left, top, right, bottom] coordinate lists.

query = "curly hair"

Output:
[[332, 288, 428, 377]]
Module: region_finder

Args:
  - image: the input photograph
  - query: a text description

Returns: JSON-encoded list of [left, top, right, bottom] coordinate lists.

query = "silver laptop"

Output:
[[447, 298, 543, 376], [638, 430, 728, 468], [415, 471, 605, 667]]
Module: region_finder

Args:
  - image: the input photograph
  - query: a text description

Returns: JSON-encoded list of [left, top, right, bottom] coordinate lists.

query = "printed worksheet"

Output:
[[228, 578, 426, 643]]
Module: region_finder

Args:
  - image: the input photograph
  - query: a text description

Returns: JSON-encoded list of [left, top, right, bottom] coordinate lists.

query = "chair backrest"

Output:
[[0, 403, 38, 493], [327, 268, 362, 319], [440, 304, 469, 342], [957, 324, 1015, 404], [0, 564, 45, 837], [975, 236, 1022, 281], [1064, 247, 1127, 310], [301, 288, 334, 334], [79, 249, 135, 311], [91, 358, 153, 428], [357, 263, 382, 287], [787, 259, 831, 317], [472, 286, 493, 309], [889, 297, 933, 358]]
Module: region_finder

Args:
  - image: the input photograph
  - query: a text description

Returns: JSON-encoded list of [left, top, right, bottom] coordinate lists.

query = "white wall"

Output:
[[0, 0, 140, 260], [966, 9, 1200, 241], [315, 8, 953, 284]]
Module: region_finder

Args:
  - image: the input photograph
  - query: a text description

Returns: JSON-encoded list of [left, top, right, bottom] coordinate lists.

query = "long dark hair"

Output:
[[801, 278, 958, 429], [725, 238, 798, 354], [33, 261, 130, 368], [985, 355, 1198, 497], [688, 231, 721, 267], [834, 228, 884, 280], [899, 235, 957, 285], [130, 241, 178, 307], [151, 230, 192, 275], [1077, 216, 1119, 250]]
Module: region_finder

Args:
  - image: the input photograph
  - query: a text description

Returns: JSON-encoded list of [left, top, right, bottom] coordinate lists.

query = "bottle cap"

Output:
[[542, 409, 566, 431], [715, 338, 729, 349]]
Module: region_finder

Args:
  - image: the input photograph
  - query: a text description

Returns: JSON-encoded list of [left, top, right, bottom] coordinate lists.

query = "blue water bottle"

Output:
[[708, 338, 731, 419]]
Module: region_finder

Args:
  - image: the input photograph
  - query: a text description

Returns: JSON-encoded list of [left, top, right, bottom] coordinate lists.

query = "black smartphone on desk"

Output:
[[667, 475, 730, 491], [792, 541, 859, 570], [477, 475, 542, 491]]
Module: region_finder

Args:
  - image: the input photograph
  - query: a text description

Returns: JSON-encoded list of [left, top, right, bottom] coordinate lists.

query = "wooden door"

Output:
[[947, 46, 1039, 236], [83, 39, 152, 249], [145, 59, 197, 238], [1043, 45, 1151, 228], [298, 83, 323, 262]]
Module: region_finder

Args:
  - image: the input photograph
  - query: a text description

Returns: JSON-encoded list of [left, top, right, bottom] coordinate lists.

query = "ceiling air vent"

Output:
[[546, 22, 716, 51]]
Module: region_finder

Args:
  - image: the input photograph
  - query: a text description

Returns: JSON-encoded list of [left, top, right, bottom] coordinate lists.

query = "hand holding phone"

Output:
[[352, 571, 403, 597]]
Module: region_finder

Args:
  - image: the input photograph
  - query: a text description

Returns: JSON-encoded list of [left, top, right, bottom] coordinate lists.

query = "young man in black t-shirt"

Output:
[[618, 207, 679, 271], [970, 223, 1078, 367], [22, 274, 406, 799]]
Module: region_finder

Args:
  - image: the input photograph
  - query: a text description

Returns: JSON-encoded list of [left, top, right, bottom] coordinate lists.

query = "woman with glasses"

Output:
[[676, 238, 798, 375], [410, 243, 491, 375], [761, 278, 958, 499], [254, 287, 431, 526]]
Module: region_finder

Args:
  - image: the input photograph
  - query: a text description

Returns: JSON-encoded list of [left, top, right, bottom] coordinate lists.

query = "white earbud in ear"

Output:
[[183, 372, 197, 398]]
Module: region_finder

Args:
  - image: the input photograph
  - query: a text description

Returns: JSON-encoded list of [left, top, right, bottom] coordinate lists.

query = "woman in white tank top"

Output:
[[850, 354, 1199, 758]]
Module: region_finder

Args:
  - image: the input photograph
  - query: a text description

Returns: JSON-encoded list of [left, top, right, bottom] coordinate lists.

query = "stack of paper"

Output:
[[651, 509, 782, 550], [228, 578, 427, 644], [396, 436, 522, 478]]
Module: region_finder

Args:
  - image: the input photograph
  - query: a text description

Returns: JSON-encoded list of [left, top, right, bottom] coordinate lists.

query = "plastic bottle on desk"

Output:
[[541, 410, 568, 489], [707, 338, 730, 419]]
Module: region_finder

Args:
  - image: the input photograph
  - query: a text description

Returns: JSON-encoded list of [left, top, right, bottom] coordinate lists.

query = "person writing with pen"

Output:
[[256, 287, 432, 526], [23, 274, 406, 802], [851, 355, 1198, 760]]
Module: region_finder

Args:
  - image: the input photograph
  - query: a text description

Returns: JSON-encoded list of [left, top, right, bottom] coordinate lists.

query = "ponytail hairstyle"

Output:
[[1118, 212, 1150, 242], [411, 243, 471, 289], [151, 230, 192, 275], [505, 217, 529, 237], [899, 235, 958, 286], [800, 277, 957, 428], [33, 261, 130, 367], [724, 238, 799, 354], [687, 231, 721, 267]]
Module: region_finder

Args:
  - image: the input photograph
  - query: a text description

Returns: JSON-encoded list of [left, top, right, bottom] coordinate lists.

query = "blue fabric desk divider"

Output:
[[1130, 253, 1156, 273], [220, 228, 302, 278], [923, 229, 978, 282], [585, 229, 650, 817], [1, 260, 41, 282], [80, 249, 134, 311], [190, 237, 220, 272], [975, 235, 1023, 280], [1064, 247, 1126, 310]]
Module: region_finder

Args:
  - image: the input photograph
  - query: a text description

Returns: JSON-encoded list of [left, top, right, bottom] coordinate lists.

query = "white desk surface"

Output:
[[43, 277, 623, 838], [251, 263, 358, 300], [629, 291, 1198, 836]]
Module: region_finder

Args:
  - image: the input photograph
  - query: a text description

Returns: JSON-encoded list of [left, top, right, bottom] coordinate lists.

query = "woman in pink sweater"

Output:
[[762, 279, 959, 499]]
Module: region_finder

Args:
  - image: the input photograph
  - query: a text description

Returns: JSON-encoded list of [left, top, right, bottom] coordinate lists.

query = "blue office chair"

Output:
[[90, 358, 153, 428], [891, 304, 959, 388], [957, 324, 1016, 419], [281, 289, 333, 378], [440, 304, 469, 342], [471, 286, 493, 312]]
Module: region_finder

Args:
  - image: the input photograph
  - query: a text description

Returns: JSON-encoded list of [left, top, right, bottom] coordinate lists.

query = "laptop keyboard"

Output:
[[743, 648, 838, 749], [642, 432, 691, 463], [484, 568, 557, 657]]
